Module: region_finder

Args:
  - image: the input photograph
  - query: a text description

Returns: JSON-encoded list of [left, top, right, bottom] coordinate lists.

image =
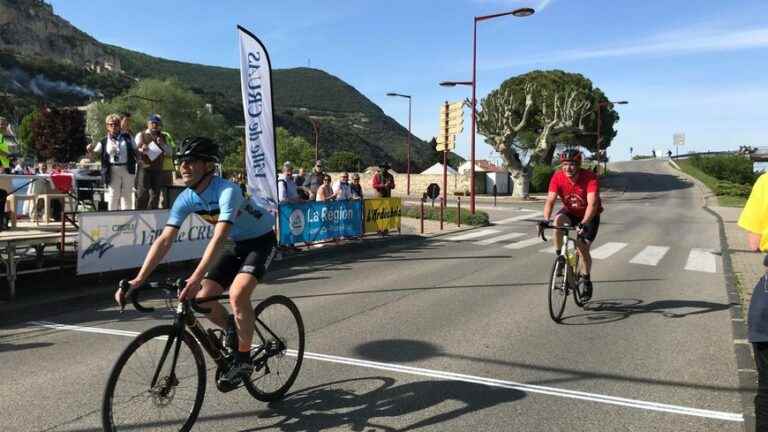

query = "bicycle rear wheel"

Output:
[[549, 256, 568, 322], [102, 325, 206, 432], [244, 295, 305, 401]]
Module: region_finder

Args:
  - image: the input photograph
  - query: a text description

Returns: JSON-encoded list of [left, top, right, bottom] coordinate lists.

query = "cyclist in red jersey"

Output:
[[542, 149, 603, 300]]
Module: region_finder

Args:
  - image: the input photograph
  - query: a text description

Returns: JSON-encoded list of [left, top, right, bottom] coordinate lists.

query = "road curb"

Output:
[[702, 205, 755, 429]]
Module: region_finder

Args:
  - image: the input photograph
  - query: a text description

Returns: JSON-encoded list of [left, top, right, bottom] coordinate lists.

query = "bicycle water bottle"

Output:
[[225, 315, 237, 351], [566, 248, 578, 268]]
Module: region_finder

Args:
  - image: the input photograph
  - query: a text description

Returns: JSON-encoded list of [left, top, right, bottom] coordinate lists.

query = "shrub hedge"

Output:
[[403, 205, 490, 226]]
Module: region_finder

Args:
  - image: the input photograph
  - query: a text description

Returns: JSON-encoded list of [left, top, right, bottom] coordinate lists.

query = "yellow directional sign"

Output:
[[437, 101, 463, 150]]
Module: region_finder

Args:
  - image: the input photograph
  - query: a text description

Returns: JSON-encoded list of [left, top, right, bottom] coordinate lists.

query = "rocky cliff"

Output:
[[0, 0, 120, 71]]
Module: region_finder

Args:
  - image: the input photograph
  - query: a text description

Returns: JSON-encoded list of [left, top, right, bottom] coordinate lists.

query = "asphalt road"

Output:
[[0, 159, 744, 431]]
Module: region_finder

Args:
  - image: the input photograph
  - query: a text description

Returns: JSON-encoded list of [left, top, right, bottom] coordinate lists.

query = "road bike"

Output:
[[537, 221, 589, 323], [102, 279, 305, 432]]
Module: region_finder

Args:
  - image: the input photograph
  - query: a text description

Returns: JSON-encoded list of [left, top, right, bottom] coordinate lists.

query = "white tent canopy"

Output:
[[421, 163, 458, 175]]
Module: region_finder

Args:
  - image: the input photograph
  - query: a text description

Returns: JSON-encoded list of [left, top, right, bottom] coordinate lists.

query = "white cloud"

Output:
[[484, 25, 768, 69]]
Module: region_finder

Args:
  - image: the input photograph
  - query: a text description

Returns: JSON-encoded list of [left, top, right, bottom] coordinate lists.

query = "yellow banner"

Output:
[[364, 198, 402, 233]]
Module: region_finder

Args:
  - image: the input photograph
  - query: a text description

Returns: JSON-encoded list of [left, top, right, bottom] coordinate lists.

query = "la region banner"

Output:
[[238, 25, 277, 209]]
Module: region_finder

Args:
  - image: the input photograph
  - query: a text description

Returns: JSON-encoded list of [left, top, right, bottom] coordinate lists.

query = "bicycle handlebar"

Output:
[[118, 279, 230, 315], [536, 220, 579, 242]]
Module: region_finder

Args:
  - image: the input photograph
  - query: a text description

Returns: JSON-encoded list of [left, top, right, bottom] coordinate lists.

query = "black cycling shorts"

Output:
[[203, 231, 277, 288], [556, 209, 600, 243]]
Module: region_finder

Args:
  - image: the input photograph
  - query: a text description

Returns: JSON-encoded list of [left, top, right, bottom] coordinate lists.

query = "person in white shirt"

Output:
[[87, 113, 137, 210], [277, 161, 302, 203], [332, 172, 353, 200]]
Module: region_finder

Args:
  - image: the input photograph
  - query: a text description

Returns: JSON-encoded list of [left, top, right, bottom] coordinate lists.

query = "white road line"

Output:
[[445, 229, 499, 241], [29, 321, 743, 422], [590, 242, 628, 260], [494, 212, 542, 225], [630, 246, 670, 266], [473, 232, 525, 245], [503, 237, 543, 250], [539, 246, 555, 254], [685, 249, 718, 273]]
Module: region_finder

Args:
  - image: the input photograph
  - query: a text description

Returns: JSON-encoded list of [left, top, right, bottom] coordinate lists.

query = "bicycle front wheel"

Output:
[[549, 256, 568, 323], [102, 325, 206, 432], [244, 295, 305, 401]]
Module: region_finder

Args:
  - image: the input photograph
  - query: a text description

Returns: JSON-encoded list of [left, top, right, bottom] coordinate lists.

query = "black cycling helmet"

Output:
[[559, 149, 583, 164], [175, 136, 221, 163]]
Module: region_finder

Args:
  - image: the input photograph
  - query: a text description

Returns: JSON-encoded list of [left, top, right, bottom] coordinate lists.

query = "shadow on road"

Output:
[[352, 338, 742, 393], [0, 341, 54, 352], [242, 377, 525, 432], [559, 297, 734, 325], [616, 171, 693, 194]]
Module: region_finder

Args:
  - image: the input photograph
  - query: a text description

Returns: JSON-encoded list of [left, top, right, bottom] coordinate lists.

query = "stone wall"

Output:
[[325, 172, 472, 197]]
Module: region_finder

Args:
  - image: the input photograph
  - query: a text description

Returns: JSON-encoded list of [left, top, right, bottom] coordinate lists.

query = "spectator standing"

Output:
[[135, 114, 174, 209], [372, 162, 395, 198], [120, 112, 133, 136], [0, 117, 10, 173], [332, 172, 353, 200], [88, 113, 137, 210], [350, 173, 363, 199], [277, 161, 302, 204], [315, 174, 334, 202], [294, 167, 309, 200], [303, 160, 325, 200], [738, 172, 768, 429]]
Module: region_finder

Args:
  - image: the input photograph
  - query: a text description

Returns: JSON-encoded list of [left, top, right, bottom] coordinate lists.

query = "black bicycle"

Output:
[[102, 279, 305, 432], [537, 222, 589, 322]]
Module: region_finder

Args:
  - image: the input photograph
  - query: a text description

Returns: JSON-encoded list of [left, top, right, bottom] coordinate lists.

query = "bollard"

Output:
[[493, 184, 497, 207], [457, 196, 461, 227], [440, 197, 444, 230], [420, 198, 424, 234]]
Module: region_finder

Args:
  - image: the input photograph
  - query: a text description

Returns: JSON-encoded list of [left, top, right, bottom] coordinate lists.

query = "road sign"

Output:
[[673, 132, 685, 146], [426, 183, 440, 200], [437, 101, 463, 151]]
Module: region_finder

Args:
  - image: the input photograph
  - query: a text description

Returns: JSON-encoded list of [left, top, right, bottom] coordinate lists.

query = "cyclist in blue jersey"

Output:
[[114, 136, 277, 384]]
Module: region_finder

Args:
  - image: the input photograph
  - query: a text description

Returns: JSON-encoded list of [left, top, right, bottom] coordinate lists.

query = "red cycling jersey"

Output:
[[548, 169, 602, 219]]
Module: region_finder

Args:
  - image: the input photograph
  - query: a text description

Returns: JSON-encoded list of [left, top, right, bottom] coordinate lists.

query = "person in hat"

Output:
[[303, 160, 325, 200], [135, 113, 175, 209], [372, 162, 395, 198]]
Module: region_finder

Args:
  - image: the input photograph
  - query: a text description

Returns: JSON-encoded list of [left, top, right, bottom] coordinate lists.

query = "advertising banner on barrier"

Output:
[[364, 198, 402, 233], [279, 200, 363, 244], [77, 210, 212, 275]]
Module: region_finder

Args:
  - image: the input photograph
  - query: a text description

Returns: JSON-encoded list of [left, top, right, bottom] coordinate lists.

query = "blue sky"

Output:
[[49, 0, 768, 163]]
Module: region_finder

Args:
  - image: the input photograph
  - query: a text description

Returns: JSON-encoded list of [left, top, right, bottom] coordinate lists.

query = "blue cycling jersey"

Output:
[[166, 176, 275, 242]]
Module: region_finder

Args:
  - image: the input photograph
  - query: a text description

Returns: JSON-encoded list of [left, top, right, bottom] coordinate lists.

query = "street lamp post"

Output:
[[596, 100, 628, 174], [386, 92, 412, 195], [441, 7, 534, 214]]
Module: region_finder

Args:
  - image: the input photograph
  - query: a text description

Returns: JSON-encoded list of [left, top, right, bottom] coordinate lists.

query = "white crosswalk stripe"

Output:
[[445, 229, 500, 241], [474, 232, 526, 245], [684, 248, 718, 273], [629, 246, 670, 266], [495, 212, 542, 225], [504, 237, 543, 250], [590, 242, 628, 259], [539, 246, 556, 254]]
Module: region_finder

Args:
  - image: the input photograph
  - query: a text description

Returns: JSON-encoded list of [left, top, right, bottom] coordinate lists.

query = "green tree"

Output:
[[29, 107, 86, 162], [476, 70, 620, 197], [326, 151, 361, 172], [18, 109, 40, 158], [276, 127, 314, 170], [85, 78, 230, 146]]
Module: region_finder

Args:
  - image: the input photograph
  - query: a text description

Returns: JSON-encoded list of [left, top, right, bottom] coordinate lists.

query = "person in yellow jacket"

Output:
[[135, 114, 175, 209], [0, 117, 10, 173], [738, 172, 768, 429]]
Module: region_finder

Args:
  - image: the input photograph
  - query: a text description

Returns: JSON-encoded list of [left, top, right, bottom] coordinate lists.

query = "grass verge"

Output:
[[676, 160, 747, 207], [403, 205, 490, 226]]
